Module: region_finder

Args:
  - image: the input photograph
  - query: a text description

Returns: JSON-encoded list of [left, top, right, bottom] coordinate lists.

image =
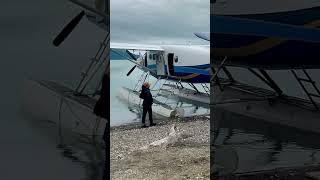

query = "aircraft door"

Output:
[[156, 54, 165, 76], [168, 53, 174, 75], [144, 53, 148, 67]]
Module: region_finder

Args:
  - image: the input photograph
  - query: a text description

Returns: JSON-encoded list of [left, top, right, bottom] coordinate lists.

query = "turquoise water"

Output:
[[110, 60, 145, 126]]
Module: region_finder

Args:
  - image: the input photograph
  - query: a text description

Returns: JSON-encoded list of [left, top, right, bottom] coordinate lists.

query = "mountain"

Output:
[[110, 49, 140, 60]]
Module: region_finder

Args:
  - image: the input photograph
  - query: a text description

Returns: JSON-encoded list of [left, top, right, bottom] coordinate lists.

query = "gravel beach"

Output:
[[111, 116, 210, 180]]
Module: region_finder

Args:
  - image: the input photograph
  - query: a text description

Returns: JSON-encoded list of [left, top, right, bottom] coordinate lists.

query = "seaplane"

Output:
[[211, 0, 320, 175], [110, 0, 320, 140], [210, 0, 320, 162], [110, 40, 211, 118], [21, 0, 109, 142]]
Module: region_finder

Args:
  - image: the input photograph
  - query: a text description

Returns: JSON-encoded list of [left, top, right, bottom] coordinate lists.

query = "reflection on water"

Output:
[[56, 142, 104, 180], [21, 111, 106, 180], [212, 108, 320, 173]]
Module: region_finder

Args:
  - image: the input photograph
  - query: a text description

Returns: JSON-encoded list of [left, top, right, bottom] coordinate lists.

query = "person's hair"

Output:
[[143, 82, 150, 88]]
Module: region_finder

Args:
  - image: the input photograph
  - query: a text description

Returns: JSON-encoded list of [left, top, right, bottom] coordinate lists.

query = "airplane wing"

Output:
[[111, 42, 165, 51]]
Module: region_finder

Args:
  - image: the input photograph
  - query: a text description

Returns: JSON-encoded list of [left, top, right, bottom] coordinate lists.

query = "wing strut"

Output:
[[247, 68, 283, 96], [211, 56, 228, 91], [291, 69, 320, 111]]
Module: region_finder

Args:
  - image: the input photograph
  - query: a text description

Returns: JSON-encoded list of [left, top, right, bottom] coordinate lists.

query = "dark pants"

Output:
[[142, 105, 153, 124]]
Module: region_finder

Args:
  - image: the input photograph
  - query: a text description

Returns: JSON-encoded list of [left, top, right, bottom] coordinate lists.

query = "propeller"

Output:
[[126, 65, 137, 76], [53, 11, 85, 47], [125, 50, 138, 76]]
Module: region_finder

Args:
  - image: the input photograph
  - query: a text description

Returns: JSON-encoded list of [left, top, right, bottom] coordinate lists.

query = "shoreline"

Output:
[[111, 116, 210, 180], [110, 115, 209, 131]]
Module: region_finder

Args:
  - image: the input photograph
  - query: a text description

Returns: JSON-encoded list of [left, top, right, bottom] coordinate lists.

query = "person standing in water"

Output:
[[140, 82, 156, 128]]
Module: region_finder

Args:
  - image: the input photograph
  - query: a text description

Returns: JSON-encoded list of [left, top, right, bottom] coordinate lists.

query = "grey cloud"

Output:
[[111, 0, 209, 44]]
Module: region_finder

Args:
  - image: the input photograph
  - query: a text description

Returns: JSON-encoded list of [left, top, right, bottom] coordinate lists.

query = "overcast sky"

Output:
[[110, 0, 209, 44]]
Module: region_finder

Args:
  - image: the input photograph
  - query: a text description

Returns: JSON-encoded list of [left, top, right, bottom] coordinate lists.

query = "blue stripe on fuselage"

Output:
[[146, 64, 210, 83], [147, 64, 210, 75], [184, 64, 210, 69]]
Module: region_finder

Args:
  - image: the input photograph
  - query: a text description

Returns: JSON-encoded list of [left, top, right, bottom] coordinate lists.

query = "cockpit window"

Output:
[[149, 54, 152, 60]]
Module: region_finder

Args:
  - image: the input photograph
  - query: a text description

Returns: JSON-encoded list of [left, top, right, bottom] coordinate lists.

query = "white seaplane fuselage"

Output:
[[111, 41, 211, 83], [134, 44, 210, 84]]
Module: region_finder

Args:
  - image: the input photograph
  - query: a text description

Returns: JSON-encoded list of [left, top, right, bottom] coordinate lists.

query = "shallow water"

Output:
[[110, 60, 210, 127], [213, 109, 320, 173]]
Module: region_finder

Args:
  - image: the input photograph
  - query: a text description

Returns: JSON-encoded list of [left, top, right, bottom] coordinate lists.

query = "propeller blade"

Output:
[[53, 11, 85, 47], [126, 65, 137, 76]]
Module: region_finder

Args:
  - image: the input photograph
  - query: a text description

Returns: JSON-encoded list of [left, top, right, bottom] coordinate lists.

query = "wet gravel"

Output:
[[111, 116, 210, 180]]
